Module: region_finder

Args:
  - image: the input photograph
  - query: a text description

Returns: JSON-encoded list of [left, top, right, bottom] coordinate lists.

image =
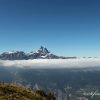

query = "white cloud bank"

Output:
[[0, 58, 100, 69]]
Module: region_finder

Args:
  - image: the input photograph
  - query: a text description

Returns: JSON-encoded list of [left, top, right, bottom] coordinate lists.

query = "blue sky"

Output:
[[0, 0, 100, 57]]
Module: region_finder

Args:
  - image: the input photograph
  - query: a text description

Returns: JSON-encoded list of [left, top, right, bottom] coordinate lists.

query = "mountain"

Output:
[[0, 46, 77, 60], [0, 83, 55, 100], [0, 51, 27, 60]]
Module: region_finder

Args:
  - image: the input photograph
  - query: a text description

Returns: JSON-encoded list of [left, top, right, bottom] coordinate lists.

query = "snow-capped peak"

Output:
[[0, 46, 77, 60]]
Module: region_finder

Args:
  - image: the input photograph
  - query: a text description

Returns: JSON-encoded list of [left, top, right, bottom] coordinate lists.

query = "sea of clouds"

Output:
[[0, 58, 100, 69]]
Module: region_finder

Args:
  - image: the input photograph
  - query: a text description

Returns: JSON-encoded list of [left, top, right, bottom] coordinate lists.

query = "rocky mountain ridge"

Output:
[[0, 46, 76, 60]]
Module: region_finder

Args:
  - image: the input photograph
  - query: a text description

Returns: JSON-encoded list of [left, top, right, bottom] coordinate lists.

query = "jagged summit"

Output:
[[0, 46, 76, 60], [36, 46, 50, 54], [28, 46, 51, 59]]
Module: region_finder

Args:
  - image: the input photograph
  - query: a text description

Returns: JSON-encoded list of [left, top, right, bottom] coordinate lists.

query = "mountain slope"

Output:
[[0, 83, 55, 100], [0, 46, 77, 60]]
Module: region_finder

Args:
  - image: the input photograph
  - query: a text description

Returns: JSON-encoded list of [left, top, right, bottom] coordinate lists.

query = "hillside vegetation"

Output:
[[0, 83, 55, 100]]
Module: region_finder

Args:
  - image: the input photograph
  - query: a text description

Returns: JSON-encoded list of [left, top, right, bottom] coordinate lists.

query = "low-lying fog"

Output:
[[0, 58, 100, 69]]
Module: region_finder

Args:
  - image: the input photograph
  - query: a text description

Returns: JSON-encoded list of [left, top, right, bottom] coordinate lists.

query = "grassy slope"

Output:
[[0, 83, 55, 100]]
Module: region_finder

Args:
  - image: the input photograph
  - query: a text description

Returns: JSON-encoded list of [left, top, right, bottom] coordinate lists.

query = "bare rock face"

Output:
[[0, 46, 77, 60], [0, 51, 27, 60]]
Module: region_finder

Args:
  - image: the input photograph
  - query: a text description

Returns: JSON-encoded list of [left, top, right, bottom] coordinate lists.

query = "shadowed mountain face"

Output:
[[1, 66, 100, 90], [0, 51, 27, 60], [0, 46, 76, 60], [0, 67, 14, 82]]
